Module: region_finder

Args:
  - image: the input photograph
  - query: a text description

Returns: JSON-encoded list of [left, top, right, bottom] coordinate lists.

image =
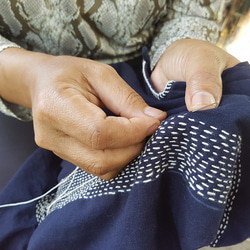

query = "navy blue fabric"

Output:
[[0, 114, 37, 191], [0, 50, 250, 250]]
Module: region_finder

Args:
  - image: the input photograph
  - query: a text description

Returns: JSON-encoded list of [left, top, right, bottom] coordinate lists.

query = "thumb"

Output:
[[151, 39, 240, 112], [184, 55, 240, 111], [183, 42, 240, 111], [185, 70, 222, 111]]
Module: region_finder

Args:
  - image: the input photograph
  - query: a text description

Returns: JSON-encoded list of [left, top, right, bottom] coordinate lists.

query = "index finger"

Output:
[[56, 96, 161, 150]]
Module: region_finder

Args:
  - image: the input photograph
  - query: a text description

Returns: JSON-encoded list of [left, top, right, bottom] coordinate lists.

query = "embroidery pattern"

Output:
[[211, 150, 242, 246], [36, 112, 242, 229]]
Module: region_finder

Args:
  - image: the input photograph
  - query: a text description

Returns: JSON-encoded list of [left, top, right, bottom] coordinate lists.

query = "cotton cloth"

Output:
[[0, 50, 250, 250]]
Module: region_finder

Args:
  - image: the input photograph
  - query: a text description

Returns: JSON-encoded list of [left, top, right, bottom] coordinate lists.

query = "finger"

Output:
[[185, 69, 223, 111], [150, 65, 169, 92], [34, 93, 161, 150], [183, 42, 240, 111], [84, 61, 166, 120], [185, 54, 227, 111], [52, 133, 145, 180], [150, 40, 185, 92], [61, 99, 161, 149], [151, 48, 222, 110]]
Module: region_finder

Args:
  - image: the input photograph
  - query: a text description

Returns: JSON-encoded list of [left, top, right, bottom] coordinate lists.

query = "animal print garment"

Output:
[[0, 0, 224, 119]]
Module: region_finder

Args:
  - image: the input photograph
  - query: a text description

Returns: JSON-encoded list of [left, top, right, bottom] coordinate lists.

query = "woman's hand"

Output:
[[151, 39, 240, 111], [0, 49, 166, 180]]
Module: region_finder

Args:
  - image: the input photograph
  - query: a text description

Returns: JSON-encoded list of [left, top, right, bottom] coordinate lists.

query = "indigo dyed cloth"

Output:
[[1, 50, 250, 250]]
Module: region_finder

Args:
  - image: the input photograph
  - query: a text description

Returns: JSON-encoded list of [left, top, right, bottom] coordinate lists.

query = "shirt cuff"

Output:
[[0, 36, 32, 120], [0, 98, 32, 121], [149, 17, 221, 69]]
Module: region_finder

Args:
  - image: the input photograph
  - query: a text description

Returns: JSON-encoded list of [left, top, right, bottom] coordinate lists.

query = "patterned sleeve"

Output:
[[0, 35, 32, 121], [149, 0, 226, 68]]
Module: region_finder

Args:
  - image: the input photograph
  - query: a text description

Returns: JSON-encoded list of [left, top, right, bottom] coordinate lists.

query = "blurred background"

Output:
[[218, 0, 250, 63]]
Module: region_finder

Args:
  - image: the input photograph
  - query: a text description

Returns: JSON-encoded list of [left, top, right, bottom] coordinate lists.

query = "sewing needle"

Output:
[[192, 102, 218, 112]]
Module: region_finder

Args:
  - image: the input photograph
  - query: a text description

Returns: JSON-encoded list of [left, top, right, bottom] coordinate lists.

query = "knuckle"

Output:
[[99, 172, 118, 181], [34, 132, 46, 148], [86, 159, 111, 177], [124, 91, 142, 109], [34, 97, 54, 123], [93, 165, 110, 177], [189, 71, 222, 90], [89, 125, 107, 150], [97, 63, 116, 79], [80, 151, 118, 178], [102, 63, 116, 74]]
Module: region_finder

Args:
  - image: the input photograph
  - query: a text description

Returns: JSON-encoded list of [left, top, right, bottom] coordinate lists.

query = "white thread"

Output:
[[46, 175, 98, 215], [142, 59, 175, 100], [46, 167, 78, 215], [142, 59, 159, 99], [0, 166, 79, 209]]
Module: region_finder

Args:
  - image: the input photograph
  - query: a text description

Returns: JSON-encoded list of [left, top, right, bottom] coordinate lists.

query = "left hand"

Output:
[[151, 39, 240, 111]]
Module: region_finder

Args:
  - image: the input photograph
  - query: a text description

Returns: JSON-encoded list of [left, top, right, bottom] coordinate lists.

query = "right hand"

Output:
[[0, 49, 166, 179]]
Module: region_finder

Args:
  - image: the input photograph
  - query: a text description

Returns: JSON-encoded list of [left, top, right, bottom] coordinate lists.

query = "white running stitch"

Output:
[[36, 113, 242, 226], [142, 59, 175, 100]]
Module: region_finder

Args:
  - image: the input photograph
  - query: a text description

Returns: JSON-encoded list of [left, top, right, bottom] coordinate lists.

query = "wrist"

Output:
[[0, 48, 53, 109]]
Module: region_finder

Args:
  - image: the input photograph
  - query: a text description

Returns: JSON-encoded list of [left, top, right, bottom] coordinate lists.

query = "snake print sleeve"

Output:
[[0, 0, 226, 120], [0, 35, 20, 52], [149, 0, 226, 68], [0, 35, 32, 120]]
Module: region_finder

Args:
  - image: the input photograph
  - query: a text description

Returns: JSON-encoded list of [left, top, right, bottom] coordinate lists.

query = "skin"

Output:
[[0, 39, 240, 180], [0, 47, 166, 180], [151, 39, 240, 110]]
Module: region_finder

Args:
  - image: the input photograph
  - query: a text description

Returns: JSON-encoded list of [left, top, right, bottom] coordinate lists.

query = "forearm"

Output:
[[0, 48, 51, 109]]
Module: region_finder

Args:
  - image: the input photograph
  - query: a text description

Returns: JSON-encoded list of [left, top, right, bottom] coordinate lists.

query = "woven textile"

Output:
[[0, 50, 250, 249]]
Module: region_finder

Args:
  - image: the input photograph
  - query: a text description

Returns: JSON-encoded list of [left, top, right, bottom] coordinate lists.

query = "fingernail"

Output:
[[191, 92, 216, 110], [144, 106, 166, 119]]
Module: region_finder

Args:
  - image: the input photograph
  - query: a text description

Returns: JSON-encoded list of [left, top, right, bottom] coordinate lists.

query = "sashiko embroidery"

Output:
[[36, 114, 241, 221], [0, 50, 250, 250]]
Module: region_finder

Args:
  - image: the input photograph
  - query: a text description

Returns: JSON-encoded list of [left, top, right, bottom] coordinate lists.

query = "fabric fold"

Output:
[[0, 52, 250, 250]]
